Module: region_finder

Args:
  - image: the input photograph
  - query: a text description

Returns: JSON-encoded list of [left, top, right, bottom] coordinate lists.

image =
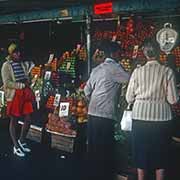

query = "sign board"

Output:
[[94, 2, 113, 15], [59, 102, 70, 117]]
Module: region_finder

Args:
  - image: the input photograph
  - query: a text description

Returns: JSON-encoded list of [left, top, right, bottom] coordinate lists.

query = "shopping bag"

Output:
[[120, 105, 132, 131]]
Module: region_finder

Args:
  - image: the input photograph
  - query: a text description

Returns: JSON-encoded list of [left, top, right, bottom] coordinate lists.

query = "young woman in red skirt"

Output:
[[1, 43, 35, 157]]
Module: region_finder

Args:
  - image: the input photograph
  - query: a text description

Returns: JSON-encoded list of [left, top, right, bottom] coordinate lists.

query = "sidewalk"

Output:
[[0, 119, 180, 180], [0, 119, 86, 180]]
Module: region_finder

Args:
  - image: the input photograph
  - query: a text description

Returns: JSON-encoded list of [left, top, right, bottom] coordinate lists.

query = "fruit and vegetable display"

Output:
[[46, 113, 77, 136], [159, 46, 180, 67], [120, 59, 132, 72], [70, 87, 88, 124], [92, 17, 180, 70], [59, 51, 76, 78], [25, 44, 88, 136]]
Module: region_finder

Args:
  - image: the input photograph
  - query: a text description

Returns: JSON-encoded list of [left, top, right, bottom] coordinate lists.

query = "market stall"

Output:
[[0, 1, 180, 179], [0, 16, 89, 155], [90, 5, 180, 176]]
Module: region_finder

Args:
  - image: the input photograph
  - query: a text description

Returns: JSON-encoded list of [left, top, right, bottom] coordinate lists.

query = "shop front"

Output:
[[0, 1, 180, 179]]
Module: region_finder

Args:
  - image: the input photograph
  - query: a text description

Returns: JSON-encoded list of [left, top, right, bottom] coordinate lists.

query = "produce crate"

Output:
[[46, 129, 76, 153], [18, 121, 43, 143]]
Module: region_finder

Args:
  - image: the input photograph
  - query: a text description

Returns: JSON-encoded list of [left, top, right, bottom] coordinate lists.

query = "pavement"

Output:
[[0, 119, 180, 180], [0, 119, 87, 180]]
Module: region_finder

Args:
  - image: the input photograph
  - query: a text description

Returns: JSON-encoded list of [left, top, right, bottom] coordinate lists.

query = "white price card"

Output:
[[44, 71, 51, 80], [59, 102, 70, 117], [0, 91, 5, 106], [66, 62, 71, 70], [112, 35, 117, 42], [48, 54, 54, 64], [132, 45, 139, 59], [35, 90, 41, 110], [53, 94, 61, 107]]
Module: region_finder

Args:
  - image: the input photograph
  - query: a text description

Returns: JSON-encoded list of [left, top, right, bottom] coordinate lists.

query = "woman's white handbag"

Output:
[[121, 104, 132, 131]]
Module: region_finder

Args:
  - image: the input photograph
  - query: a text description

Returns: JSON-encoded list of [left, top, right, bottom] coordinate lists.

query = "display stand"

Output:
[[18, 121, 43, 143], [46, 129, 76, 153]]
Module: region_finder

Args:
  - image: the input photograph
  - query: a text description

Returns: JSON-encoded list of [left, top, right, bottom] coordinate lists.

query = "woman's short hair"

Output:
[[95, 40, 121, 57], [142, 38, 160, 58]]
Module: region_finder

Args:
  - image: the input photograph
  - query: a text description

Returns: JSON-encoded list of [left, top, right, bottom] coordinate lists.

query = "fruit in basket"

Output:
[[79, 82, 86, 90], [77, 99, 86, 107], [77, 116, 87, 123], [76, 106, 83, 114], [71, 106, 77, 115], [82, 107, 88, 114], [46, 112, 77, 135]]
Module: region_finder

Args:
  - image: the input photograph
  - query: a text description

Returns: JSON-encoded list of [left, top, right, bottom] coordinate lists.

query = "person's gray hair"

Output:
[[142, 38, 160, 58]]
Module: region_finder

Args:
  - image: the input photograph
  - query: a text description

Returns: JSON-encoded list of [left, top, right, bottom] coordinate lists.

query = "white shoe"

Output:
[[13, 146, 25, 157], [18, 140, 31, 153]]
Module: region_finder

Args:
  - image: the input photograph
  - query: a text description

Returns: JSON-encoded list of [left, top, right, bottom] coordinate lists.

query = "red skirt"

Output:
[[7, 88, 34, 117]]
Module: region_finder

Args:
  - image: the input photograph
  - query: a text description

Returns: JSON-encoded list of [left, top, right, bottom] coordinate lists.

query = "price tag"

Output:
[[35, 90, 41, 110], [48, 54, 54, 64], [76, 44, 81, 50], [66, 90, 70, 97], [44, 71, 51, 80], [59, 102, 69, 117], [53, 94, 61, 107], [0, 91, 5, 106], [132, 45, 139, 59], [66, 62, 71, 70], [112, 35, 117, 42]]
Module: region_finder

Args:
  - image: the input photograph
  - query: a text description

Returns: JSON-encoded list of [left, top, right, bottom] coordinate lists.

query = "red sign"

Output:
[[94, 2, 113, 15]]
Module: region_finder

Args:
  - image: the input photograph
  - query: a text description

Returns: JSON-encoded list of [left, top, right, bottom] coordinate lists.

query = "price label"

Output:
[[59, 102, 69, 117], [48, 54, 54, 64], [53, 94, 61, 107], [132, 45, 139, 59], [112, 35, 117, 42], [0, 91, 5, 106], [76, 44, 81, 50], [35, 90, 41, 110], [44, 71, 51, 80], [66, 62, 71, 70]]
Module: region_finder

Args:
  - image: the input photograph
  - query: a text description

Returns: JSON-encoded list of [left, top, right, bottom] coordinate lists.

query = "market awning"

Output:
[[0, 0, 180, 24]]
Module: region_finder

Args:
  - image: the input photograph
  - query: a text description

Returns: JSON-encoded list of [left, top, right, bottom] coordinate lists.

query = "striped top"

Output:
[[126, 60, 179, 121], [10, 61, 27, 82]]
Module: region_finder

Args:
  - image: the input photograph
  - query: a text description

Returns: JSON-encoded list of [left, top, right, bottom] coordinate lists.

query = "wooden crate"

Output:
[[18, 121, 42, 143], [46, 129, 76, 153], [27, 126, 42, 143]]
